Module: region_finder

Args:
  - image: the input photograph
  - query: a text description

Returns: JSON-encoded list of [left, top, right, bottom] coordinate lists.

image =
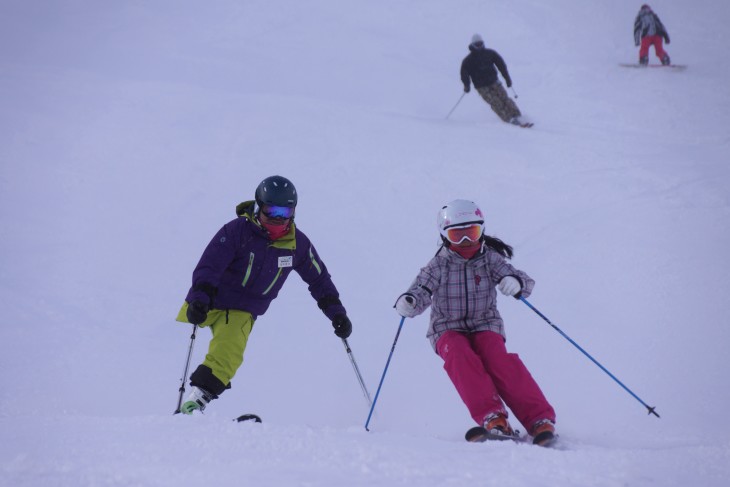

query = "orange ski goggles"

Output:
[[444, 223, 483, 244]]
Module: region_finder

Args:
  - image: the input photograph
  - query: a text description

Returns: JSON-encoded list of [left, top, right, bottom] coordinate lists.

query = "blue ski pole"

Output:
[[519, 296, 659, 418], [365, 316, 406, 431]]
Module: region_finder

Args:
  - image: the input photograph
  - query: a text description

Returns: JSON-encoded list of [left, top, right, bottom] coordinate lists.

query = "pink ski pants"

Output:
[[436, 330, 555, 431]]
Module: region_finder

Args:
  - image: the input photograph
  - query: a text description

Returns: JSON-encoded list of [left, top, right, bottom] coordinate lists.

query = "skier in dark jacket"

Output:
[[175, 175, 352, 414], [460, 34, 526, 126], [634, 4, 671, 66]]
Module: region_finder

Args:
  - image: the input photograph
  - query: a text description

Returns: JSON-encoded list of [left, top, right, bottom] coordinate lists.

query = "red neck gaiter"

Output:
[[261, 221, 290, 240], [451, 244, 480, 260]]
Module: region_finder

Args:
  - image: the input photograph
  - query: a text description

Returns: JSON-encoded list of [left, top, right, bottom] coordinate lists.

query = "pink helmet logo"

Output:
[[475, 208, 483, 218]]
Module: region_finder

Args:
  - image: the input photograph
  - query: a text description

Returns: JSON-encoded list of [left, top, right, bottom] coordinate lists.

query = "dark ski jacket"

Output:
[[461, 45, 512, 90], [634, 8, 670, 44], [183, 201, 346, 321]]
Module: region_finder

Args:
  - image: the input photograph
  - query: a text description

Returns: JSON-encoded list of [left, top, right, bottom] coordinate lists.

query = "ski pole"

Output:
[[341, 338, 373, 408], [509, 86, 519, 98], [365, 316, 406, 431], [519, 296, 660, 418], [173, 324, 198, 414], [445, 92, 467, 120]]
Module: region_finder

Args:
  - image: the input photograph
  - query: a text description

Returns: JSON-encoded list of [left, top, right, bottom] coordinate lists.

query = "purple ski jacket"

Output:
[[182, 202, 346, 321], [403, 243, 534, 351]]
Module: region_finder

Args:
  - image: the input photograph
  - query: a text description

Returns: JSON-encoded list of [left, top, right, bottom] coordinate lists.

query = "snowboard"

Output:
[[465, 425, 557, 447], [619, 63, 687, 71]]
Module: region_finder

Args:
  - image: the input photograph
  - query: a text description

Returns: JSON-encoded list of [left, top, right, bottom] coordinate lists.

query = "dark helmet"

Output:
[[255, 175, 297, 208]]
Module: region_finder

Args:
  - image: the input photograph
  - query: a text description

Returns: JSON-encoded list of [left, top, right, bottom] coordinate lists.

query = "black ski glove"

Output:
[[332, 314, 352, 339], [464, 85, 470, 93], [187, 300, 209, 325]]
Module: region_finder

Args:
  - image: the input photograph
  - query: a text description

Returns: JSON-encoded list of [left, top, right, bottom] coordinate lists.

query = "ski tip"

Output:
[[465, 426, 523, 443], [465, 426, 487, 442], [235, 414, 262, 423]]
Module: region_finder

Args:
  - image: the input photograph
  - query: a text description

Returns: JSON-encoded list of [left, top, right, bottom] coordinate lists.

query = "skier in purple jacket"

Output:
[[394, 200, 556, 446], [175, 175, 352, 414]]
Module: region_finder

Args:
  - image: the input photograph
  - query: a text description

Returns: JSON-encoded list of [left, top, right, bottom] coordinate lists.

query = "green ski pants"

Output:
[[177, 304, 254, 386]]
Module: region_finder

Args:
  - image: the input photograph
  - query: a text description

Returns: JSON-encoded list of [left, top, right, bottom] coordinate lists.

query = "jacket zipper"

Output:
[[262, 268, 283, 295], [463, 264, 470, 324], [309, 247, 322, 274], [241, 252, 255, 287]]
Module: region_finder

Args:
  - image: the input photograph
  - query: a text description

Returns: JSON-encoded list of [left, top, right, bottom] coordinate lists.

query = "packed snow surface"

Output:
[[1, 1, 729, 485]]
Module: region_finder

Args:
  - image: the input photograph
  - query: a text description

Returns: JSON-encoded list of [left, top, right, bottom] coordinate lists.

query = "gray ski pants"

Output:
[[476, 82, 521, 123]]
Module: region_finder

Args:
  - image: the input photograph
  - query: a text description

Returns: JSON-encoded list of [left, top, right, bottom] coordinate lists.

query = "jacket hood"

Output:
[[469, 33, 485, 52], [236, 200, 256, 218], [469, 42, 485, 53]]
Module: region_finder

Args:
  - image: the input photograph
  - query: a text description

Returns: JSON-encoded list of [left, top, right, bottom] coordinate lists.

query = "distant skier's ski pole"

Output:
[[519, 297, 660, 418], [509, 86, 519, 98], [365, 316, 406, 431], [173, 324, 198, 414], [445, 92, 467, 120], [341, 338, 373, 408]]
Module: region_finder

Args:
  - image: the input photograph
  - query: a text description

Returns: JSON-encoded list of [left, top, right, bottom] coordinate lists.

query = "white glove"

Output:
[[498, 276, 521, 297], [395, 294, 417, 317]]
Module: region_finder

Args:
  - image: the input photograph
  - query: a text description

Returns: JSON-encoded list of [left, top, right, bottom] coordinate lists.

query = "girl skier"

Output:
[[394, 199, 556, 445]]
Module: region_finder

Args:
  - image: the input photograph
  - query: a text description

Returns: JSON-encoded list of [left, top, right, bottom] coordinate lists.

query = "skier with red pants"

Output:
[[394, 199, 556, 446], [634, 4, 671, 66]]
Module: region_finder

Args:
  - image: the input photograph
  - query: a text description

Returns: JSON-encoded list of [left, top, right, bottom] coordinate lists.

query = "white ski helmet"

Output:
[[437, 199, 485, 241]]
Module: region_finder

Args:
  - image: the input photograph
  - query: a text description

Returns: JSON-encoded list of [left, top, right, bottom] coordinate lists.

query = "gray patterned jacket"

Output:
[[634, 9, 669, 44], [404, 243, 535, 352]]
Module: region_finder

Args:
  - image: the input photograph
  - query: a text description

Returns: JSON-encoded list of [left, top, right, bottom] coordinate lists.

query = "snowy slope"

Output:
[[1, 0, 729, 485]]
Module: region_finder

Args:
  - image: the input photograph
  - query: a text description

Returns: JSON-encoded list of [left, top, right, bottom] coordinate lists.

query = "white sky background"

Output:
[[1, 1, 729, 485]]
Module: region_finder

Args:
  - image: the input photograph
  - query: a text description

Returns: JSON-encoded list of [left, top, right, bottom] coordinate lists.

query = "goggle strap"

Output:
[[443, 221, 483, 230]]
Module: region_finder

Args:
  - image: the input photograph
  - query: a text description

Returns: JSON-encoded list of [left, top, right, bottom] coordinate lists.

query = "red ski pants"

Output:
[[639, 35, 668, 61], [436, 330, 555, 431]]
